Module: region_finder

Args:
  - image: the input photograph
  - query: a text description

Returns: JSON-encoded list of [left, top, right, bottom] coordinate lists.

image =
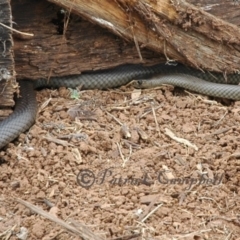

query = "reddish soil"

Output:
[[0, 84, 239, 240]]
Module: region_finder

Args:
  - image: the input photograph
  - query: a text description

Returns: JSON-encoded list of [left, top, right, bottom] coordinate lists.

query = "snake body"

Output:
[[133, 73, 240, 100], [0, 80, 37, 149], [0, 63, 240, 149]]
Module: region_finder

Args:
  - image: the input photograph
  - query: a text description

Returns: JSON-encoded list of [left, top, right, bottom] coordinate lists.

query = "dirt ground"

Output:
[[0, 83, 239, 240]]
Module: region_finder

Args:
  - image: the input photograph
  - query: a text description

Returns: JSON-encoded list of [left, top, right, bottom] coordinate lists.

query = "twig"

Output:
[[117, 142, 132, 167], [0, 22, 34, 37], [0, 225, 17, 239], [141, 203, 163, 223], [138, 195, 160, 221], [42, 136, 75, 147], [151, 103, 161, 136], [131, 25, 143, 61], [105, 111, 123, 126], [16, 198, 103, 240], [138, 105, 162, 119], [165, 128, 198, 151], [213, 110, 228, 127]]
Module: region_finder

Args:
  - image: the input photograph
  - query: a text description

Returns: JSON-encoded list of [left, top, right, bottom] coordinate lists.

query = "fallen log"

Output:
[[1, 0, 240, 119], [48, 0, 240, 73]]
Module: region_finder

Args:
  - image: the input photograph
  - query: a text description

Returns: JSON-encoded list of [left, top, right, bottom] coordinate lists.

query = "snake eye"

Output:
[[133, 80, 143, 89], [137, 80, 143, 86]]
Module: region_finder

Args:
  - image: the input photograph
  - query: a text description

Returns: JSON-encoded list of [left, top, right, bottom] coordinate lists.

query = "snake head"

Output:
[[132, 79, 144, 88]]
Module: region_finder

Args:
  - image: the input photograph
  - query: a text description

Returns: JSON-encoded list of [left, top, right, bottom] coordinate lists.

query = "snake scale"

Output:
[[0, 63, 240, 149]]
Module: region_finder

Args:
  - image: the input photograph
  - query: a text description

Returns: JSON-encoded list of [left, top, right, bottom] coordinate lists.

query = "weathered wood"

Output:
[[189, 0, 240, 26], [1, 0, 240, 119], [0, 0, 15, 117], [48, 0, 240, 73], [13, 0, 240, 80], [12, 0, 164, 80]]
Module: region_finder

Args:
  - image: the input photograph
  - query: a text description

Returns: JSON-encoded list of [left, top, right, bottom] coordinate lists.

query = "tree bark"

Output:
[[48, 0, 240, 73], [12, 0, 164, 80], [0, 0, 15, 118], [1, 0, 240, 118]]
